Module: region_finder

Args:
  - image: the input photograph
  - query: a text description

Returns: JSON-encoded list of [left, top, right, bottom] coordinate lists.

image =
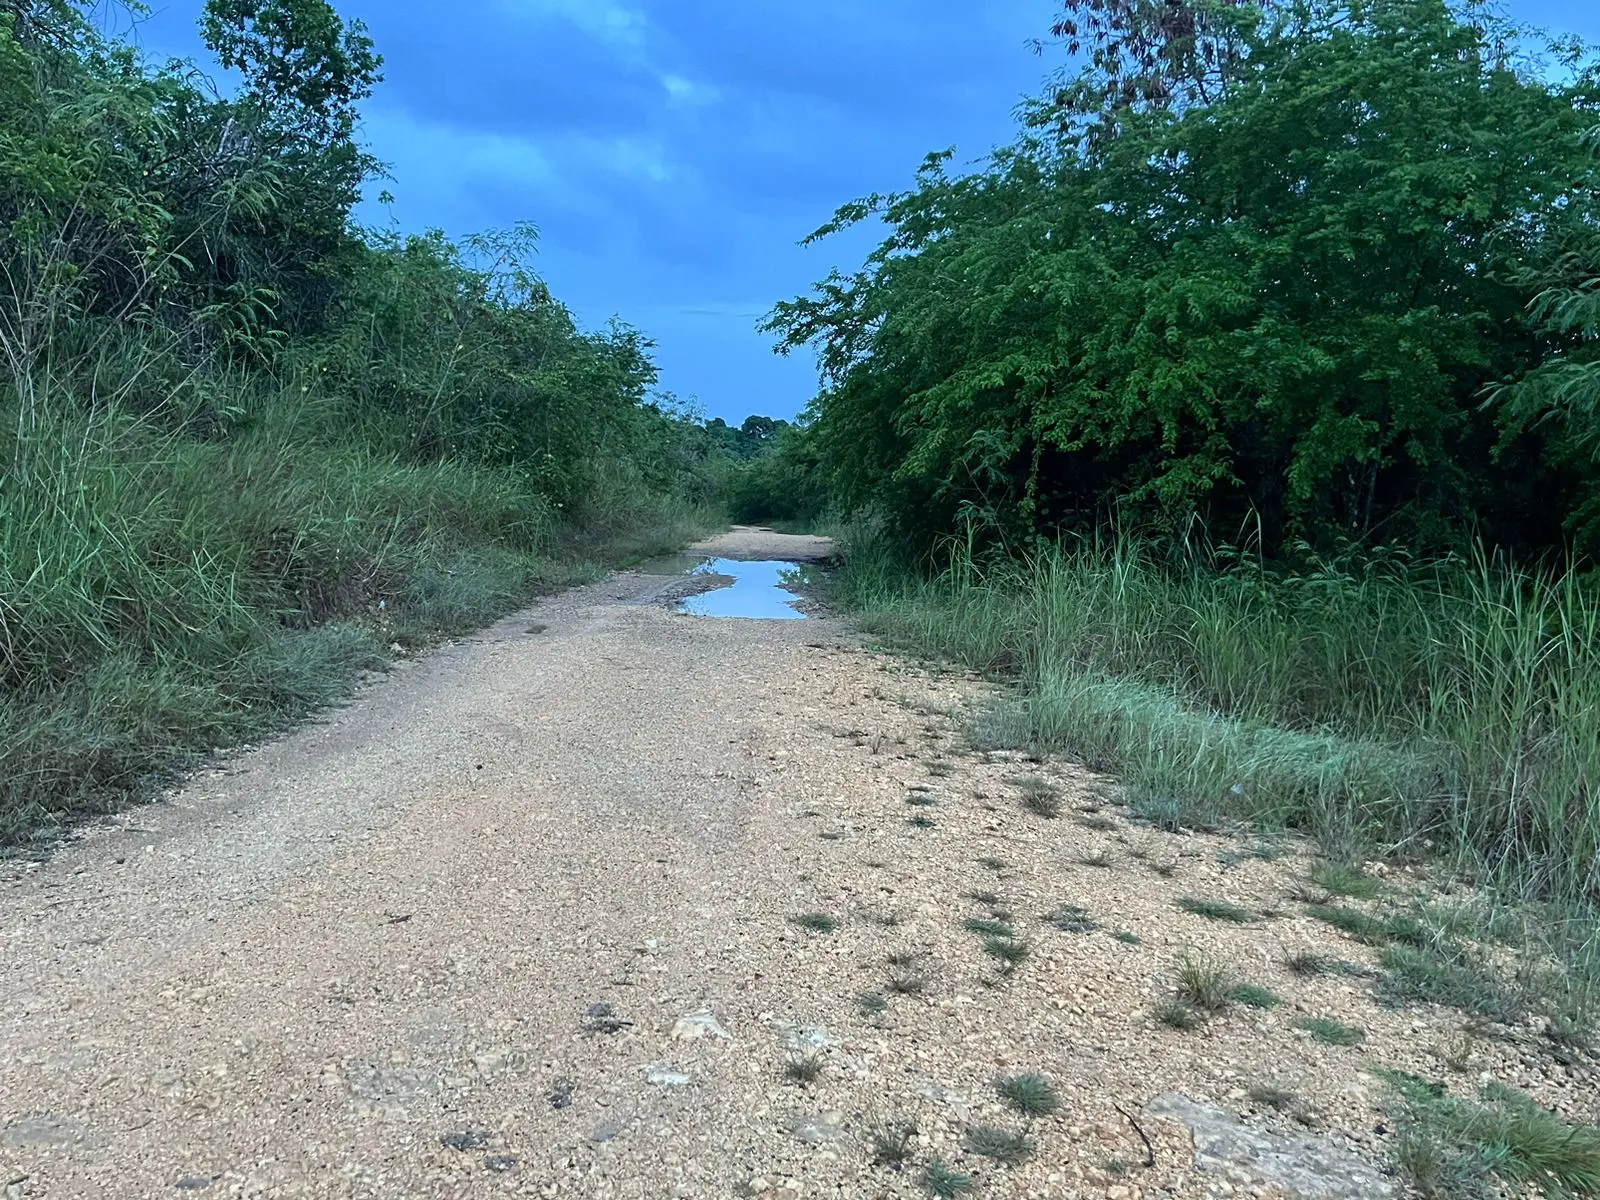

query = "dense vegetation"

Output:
[[764, 0, 1600, 1014], [0, 0, 726, 842]]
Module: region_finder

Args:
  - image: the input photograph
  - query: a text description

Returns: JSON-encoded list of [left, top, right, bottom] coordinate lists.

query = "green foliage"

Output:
[[1294, 1016, 1366, 1046], [0, 2, 727, 842], [1178, 897, 1257, 925], [1382, 1072, 1600, 1198], [769, 0, 1600, 559], [995, 1073, 1060, 1118]]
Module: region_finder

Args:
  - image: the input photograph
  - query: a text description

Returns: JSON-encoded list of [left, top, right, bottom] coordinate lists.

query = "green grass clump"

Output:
[[1310, 862, 1387, 900], [857, 990, 889, 1016], [1048, 904, 1100, 933], [920, 1160, 973, 1198], [784, 1050, 825, 1083], [964, 1125, 1035, 1165], [1285, 950, 1367, 977], [1018, 777, 1063, 818], [792, 912, 840, 934], [1293, 1016, 1366, 1046], [1178, 896, 1258, 924], [1116, 930, 1142, 944], [866, 1118, 917, 1165], [995, 1073, 1059, 1118], [1228, 983, 1283, 1009], [1304, 903, 1424, 946], [906, 794, 940, 807], [1382, 1071, 1600, 1199], [1156, 1001, 1201, 1030], [965, 917, 1017, 938], [908, 814, 938, 829], [1176, 956, 1234, 1014], [982, 935, 1033, 972], [1378, 945, 1531, 1025]]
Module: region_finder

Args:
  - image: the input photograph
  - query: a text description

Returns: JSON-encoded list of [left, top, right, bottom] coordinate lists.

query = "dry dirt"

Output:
[[1, 527, 1592, 1200]]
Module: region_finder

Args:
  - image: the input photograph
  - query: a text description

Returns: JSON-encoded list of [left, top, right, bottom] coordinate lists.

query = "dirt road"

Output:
[[2, 528, 1589, 1199]]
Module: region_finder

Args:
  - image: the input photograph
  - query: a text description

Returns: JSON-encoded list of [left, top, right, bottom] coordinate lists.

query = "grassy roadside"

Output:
[[0, 405, 722, 850], [827, 525, 1600, 1044]]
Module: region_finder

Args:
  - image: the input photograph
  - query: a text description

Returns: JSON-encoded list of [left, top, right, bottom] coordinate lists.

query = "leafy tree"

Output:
[[770, 0, 1600, 558]]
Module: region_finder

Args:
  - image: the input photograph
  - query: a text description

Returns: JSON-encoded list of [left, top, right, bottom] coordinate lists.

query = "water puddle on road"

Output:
[[637, 555, 811, 620]]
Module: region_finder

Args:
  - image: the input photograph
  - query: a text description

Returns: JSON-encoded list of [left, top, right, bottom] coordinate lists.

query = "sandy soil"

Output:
[[1, 527, 1592, 1200]]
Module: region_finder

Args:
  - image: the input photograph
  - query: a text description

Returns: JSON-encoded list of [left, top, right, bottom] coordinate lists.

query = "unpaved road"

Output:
[[3, 527, 1592, 1199]]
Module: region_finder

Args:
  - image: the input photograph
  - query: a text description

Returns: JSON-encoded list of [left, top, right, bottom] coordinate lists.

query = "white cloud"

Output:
[[498, 0, 652, 49], [661, 74, 721, 107]]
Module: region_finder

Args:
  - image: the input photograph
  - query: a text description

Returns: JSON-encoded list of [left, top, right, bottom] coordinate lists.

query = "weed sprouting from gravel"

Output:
[[983, 935, 1032, 973], [1294, 1016, 1366, 1046], [1378, 944, 1530, 1025], [965, 917, 1017, 938], [964, 1125, 1035, 1166], [785, 1050, 826, 1084], [1304, 903, 1424, 946], [906, 794, 940, 808], [964, 889, 1001, 905], [867, 1118, 918, 1166], [927, 760, 955, 777], [1080, 848, 1117, 868], [1148, 859, 1179, 878], [1077, 813, 1119, 832], [908, 814, 937, 829], [920, 1160, 974, 1198], [888, 950, 921, 968], [1048, 904, 1100, 933], [858, 990, 889, 1017], [793, 912, 840, 934], [1116, 930, 1142, 944], [1178, 896, 1257, 924], [888, 968, 928, 995], [1176, 956, 1233, 1013], [1018, 776, 1062, 818], [1285, 950, 1365, 977], [1157, 1001, 1201, 1030], [995, 1073, 1059, 1118], [977, 856, 1008, 871], [1310, 862, 1387, 900], [1229, 983, 1283, 1009]]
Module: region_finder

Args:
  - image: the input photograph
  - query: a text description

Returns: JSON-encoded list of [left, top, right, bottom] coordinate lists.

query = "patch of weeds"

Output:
[[965, 917, 1017, 938], [1080, 848, 1117, 869], [995, 1073, 1059, 1118], [964, 888, 1001, 906], [908, 814, 937, 829], [1176, 956, 1233, 1014], [1285, 949, 1367, 977], [792, 912, 840, 934], [1019, 777, 1063, 818], [1178, 896, 1257, 924], [964, 1125, 1034, 1166], [920, 1160, 974, 1198], [1293, 1016, 1366, 1046], [1229, 983, 1283, 1009], [976, 856, 1007, 871], [785, 1050, 826, 1084], [1048, 904, 1100, 934], [1156, 1001, 1201, 1030], [983, 935, 1033, 973], [866, 1117, 917, 1166], [857, 991, 889, 1017], [906, 794, 939, 808], [1303, 903, 1425, 947], [1077, 813, 1120, 832], [888, 968, 927, 995], [1310, 862, 1386, 900], [1104, 1156, 1130, 1178], [888, 950, 921, 968], [1116, 930, 1142, 945], [1381, 1071, 1600, 1200], [1148, 858, 1179, 878], [1378, 944, 1528, 1025], [926, 760, 955, 777]]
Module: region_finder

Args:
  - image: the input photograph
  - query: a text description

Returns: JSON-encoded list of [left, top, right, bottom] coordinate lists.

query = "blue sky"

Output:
[[129, 0, 1598, 424]]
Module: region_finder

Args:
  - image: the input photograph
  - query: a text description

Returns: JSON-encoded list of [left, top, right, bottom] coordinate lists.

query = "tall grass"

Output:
[[0, 396, 718, 846], [834, 526, 1600, 1003]]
